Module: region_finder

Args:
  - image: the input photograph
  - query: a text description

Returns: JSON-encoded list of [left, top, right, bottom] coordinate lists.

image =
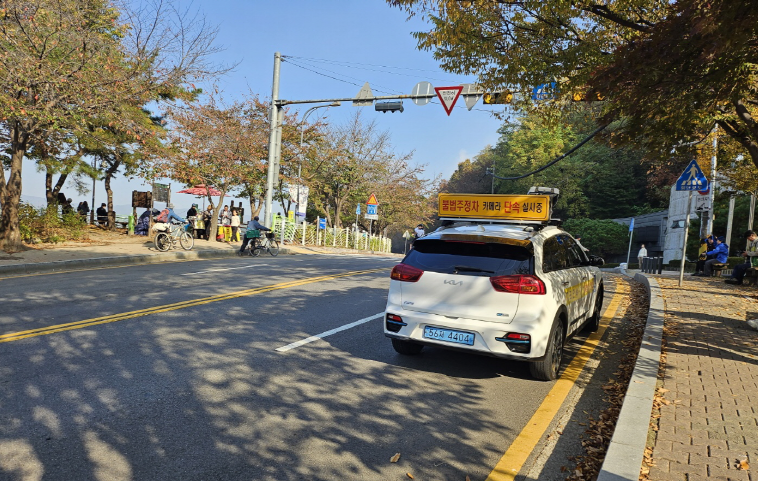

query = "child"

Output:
[[230, 209, 241, 242]]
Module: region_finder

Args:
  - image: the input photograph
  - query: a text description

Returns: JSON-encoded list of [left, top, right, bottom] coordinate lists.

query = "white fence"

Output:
[[271, 217, 392, 254]]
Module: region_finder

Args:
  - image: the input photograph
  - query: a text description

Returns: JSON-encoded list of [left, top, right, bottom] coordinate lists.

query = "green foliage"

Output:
[[562, 218, 630, 258], [18, 203, 88, 244], [444, 108, 662, 219], [388, 0, 758, 182]]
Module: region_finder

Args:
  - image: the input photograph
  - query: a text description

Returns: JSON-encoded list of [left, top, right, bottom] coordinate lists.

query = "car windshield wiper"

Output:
[[453, 265, 494, 274]]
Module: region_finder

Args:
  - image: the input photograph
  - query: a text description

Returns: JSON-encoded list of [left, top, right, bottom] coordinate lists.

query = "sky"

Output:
[[20, 0, 506, 215]]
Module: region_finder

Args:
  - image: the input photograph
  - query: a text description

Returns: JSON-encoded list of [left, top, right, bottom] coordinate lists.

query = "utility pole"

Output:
[[707, 127, 718, 236], [725, 195, 735, 252], [264, 52, 282, 228]]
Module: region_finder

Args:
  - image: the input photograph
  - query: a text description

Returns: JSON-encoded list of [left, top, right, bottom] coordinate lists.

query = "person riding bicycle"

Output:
[[239, 216, 270, 255]]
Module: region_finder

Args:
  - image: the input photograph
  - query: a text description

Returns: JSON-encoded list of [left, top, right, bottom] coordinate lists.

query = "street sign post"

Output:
[[675, 160, 709, 191], [461, 83, 481, 111], [353, 82, 374, 107], [318, 218, 326, 229], [365, 193, 380, 233], [434, 86, 464, 116], [411, 82, 433, 106], [675, 160, 709, 286], [355, 204, 361, 216]]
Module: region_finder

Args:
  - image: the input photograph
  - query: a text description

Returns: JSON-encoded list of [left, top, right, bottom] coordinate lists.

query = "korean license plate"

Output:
[[423, 326, 475, 346]]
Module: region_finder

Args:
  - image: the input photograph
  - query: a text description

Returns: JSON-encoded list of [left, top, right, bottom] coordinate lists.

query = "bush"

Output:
[[562, 218, 630, 258], [18, 203, 89, 243]]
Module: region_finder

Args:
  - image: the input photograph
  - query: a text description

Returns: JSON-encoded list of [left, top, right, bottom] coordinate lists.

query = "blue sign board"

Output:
[[366, 204, 377, 216], [318, 218, 326, 229], [675, 160, 708, 191], [356, 204, 361, 215], [532, 82, 557, 101]]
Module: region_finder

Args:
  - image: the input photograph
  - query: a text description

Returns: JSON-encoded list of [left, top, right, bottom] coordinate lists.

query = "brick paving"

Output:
[[649, 276, 758, 481]]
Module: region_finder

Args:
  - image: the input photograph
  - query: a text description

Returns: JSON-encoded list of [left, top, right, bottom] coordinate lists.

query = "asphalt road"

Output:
[[0, 255, 632, 481]]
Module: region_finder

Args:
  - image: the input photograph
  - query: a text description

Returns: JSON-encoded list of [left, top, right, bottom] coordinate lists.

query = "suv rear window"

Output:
[[403, 238, 533, 276]]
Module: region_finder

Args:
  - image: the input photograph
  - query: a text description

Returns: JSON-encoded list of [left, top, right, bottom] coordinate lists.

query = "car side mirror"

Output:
[[588, 255, 604, 267]]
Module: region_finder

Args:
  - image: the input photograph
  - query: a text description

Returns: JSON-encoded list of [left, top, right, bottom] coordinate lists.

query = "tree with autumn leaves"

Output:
[[387, 0, 758, 184], [0, 0, 224, 251], [302, 112, 438, 234]]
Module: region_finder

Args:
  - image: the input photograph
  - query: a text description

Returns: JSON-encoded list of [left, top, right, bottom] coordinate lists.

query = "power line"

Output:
[[288, 56, 462, 84], [491, 123, 610, 181], [282, 57, 508, 114]]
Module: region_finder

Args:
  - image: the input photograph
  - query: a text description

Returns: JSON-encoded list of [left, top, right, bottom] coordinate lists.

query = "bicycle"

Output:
[[154, 221, 194, 251], [245, 231, 279, 257]]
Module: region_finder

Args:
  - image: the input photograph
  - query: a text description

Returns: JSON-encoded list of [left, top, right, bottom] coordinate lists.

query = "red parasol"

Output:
[[177, 184, 222, 196]]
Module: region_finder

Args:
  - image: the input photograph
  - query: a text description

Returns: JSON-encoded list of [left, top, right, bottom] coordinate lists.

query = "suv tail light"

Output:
[[490, 275, 546, 295], [391, 263, 424, 282]]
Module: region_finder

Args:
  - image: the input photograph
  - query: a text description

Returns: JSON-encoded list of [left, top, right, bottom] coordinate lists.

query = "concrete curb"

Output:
[[0, 248, 293, 276], [597, 273, 664, 481]]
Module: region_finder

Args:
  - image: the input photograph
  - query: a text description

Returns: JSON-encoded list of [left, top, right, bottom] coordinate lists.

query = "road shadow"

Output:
[[0, 269, 508, 480]]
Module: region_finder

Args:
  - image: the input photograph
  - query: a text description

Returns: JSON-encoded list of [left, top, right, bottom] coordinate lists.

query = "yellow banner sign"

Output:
[[438, 194, 550, 221]]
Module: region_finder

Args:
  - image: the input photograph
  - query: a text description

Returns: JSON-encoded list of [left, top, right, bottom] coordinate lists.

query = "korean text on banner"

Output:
[[438, 194, 550, 221]]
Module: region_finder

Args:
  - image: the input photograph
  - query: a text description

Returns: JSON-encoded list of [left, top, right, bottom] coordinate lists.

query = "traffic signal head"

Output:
[[483, 91, 513, 104], [375, 101, 404, 113]]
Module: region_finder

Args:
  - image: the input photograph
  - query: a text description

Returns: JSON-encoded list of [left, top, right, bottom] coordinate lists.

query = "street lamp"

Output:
[[296, 102, 340, 223]]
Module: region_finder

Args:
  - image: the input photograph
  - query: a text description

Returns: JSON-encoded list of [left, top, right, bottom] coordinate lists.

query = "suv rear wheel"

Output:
[[529, 316, 564, 381], [584, 285, 604, 332], [391, 339, 424, 355]]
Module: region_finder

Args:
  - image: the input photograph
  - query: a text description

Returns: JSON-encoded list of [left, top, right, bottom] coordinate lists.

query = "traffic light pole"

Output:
[[264, 52, 282, 228], [263, 53, 500, 227]]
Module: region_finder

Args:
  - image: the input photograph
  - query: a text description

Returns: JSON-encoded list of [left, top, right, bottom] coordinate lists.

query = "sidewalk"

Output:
[[646, 275, 758, 481], [0, 229, 401, 275]]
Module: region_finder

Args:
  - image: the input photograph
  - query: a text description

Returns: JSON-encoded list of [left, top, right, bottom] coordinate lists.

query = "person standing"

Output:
[[701, 236, 728, 277], [201, 205, 213, 240], [230, 209, 241, 242], [726, 230, 758, 285], [637, 244, 648, 267], [218, 205, 230, 241]]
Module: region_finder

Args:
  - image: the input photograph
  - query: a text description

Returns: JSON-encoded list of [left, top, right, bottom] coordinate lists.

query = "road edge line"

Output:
[[486, 279, 628, 481], [596, 274, 663, 481]]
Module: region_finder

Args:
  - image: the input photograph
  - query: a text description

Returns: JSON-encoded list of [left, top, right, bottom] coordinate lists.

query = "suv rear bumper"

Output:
[[383, 308, 553, 359]]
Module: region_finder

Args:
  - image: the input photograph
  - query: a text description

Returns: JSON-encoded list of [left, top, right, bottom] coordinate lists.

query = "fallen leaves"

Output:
[[565, 277, 649, 481], [390, 453, 401, 463], [406, 473, 414, 479], [736, 458, 750, 470]]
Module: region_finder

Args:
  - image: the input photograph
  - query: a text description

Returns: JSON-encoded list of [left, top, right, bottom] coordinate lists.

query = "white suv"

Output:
[[384, 222, 604, 381]]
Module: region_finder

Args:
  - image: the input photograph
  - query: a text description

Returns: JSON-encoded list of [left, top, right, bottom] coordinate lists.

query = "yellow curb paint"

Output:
[[486, 279, 629, 481], [0, 268, 387, 344]]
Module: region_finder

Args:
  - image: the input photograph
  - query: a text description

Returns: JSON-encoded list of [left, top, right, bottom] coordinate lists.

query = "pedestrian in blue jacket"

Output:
[[702, 236, 728, 277]]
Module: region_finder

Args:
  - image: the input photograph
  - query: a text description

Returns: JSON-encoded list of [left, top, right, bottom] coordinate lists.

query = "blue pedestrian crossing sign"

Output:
[[366, 204, 377, 216], [675, 160, 708, 191]]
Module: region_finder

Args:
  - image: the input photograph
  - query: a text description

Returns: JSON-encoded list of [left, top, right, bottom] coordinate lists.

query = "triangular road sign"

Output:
[[675, 159, 709, 191], [460, 83, 481, 111], [435, 86, 464, 116], [353, 82, 374, 107], [367, 193, 379, 205]]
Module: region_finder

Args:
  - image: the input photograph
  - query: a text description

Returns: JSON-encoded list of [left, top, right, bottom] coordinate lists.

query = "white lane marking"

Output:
[[275, 312, 384, 352], [181, 264, 269, 276]]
